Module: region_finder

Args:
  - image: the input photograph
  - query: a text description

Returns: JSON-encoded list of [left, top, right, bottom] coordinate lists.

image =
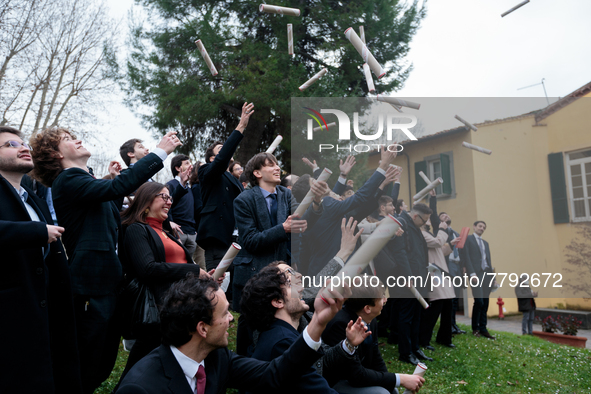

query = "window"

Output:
[[567, 149, 591, 222], [415, 152, 455, 199]]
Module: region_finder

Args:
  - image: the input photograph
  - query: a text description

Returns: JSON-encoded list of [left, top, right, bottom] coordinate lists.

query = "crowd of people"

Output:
[[2, 100, 503, 394]]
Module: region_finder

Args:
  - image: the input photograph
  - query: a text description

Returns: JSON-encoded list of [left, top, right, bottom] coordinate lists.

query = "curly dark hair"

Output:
[[240, 262, 288, 332], [160, 274, 220, 347], [30, 127, 73, 187], [204, 141, 224, 163]]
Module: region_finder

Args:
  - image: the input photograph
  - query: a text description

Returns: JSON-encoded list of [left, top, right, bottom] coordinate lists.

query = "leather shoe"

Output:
[[480, 331, 496, 340], [414, 349, 434, 361], [436, 342, 456, 348], [453, 325, 466, 334], [399, 354, 419, 365], [472, 330, 481, 337], [423, 345, 435, 351]]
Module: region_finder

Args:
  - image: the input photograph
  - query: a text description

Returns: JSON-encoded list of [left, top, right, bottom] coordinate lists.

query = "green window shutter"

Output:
[[440, 153, 452, 195], [547, 152, 570, 224], [415, 160, 427, 193]]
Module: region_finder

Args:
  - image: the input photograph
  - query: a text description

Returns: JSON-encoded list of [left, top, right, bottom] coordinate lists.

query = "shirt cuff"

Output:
[[333, 256, 345, 268], [312, 165, 319, 172], [303, 326, 322, 351], [341, 340, 355, 355], [375, 167, 386, 175], [395, 181, 400, 184], [152, 148, 168, 161], [395, 374, 400, 387], [338, 176, 346, 184]]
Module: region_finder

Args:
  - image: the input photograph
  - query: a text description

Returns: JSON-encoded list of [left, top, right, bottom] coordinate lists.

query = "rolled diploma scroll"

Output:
[[363, 63, 375, 93], [324, 215, 402, 296], [213, 243, 241, 281], [389, 103, 403, 113], [195, 40, 218, 76], [299, 68, 327, 91], [462, 141, 492, 155], [313, 122, 336, 132], [377, 95, 420, 110], [418, 171, 431, 185], [402, 363, 428, 394], [455, 114, 478, 131], [287, 24, 294, 55], [266, 135, 283, 153], [413, 177, 443, 202], [292, 168, 332, 217], [501, 0, 530, 17], [359, 26, 366, 43], [259, 4, 300, 16], [408, 284, 429, 309], [344, 27, 385, 79]]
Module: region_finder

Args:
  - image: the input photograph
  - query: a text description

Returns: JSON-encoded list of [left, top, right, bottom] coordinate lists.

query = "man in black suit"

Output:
[[117, 274, 348, 394], [395, 203, 435, 365], [30, 127, 182, 393], [461, 220, 496, 339], [198, 102, 254, 271], [232, 151, 327, 355], [322, 283, 425, 393], [0, 126, 82, 393]]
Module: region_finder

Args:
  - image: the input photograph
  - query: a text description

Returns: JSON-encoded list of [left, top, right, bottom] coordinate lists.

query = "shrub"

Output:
[[557, 315, 583, 336], [537, 316, 559, 333]]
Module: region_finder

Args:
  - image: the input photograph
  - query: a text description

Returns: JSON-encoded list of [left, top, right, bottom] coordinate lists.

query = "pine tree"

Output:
[[121, 0, 425, 167]]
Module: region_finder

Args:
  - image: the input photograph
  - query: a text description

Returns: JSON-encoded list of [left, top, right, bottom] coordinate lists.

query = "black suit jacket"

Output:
[[398, 210, 430, 296], [117, 336, 323, 394], [322, 306, 397, 391], [461, 234, 493, 295], [52, 152, 164, 295], [0, 175, 82, 393], [197, 130, 244, 250], [120, 222, 203, 304]]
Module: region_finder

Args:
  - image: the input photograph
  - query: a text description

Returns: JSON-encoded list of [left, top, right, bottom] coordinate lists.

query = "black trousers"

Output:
[[205, 245, 234, 301], [73, 294, 121, 394], [472, 297, 490, 333], [393, 298, 421, 357], [419, 299, 453, 346], [451, 298, 459, 326]]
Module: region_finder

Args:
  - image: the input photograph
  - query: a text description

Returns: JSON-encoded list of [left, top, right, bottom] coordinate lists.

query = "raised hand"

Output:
[[336, 217, 363, 261], [302, 157, 318, 170], [339, 155, 356, 176], [157, 131, 182, 154], [346, 317, 371, 347], [179, 164, 193, 186], [108, 161, 122, 179], [236, 102, 255, 133]]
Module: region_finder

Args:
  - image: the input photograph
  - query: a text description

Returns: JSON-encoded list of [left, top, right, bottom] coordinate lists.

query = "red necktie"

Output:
[[195, 365, 206, 394]]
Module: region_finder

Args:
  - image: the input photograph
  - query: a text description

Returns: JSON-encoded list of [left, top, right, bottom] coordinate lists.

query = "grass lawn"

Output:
[[97, 313, 590, 393]]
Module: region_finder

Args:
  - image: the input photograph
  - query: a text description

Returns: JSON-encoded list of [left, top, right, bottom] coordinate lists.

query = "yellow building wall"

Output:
[[537, 96, 591, 310]]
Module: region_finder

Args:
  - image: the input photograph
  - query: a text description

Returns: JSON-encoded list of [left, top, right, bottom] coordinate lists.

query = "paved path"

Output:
[[455, 314, 591, 349]]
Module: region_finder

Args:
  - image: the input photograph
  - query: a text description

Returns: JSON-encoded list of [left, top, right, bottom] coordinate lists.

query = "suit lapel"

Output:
[[276, 187, 288, 223], [225, 172, 243, 193], [160, 345, 194, 394]]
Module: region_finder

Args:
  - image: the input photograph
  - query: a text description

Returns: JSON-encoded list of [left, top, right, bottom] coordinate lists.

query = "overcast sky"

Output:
[[101, 0, 591, 159]]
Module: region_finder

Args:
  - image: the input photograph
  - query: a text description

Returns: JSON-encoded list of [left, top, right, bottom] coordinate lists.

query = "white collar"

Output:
[[170, 345, 204, 381]]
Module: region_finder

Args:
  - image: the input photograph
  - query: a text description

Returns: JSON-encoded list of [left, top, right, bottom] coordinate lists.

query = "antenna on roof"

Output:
[[517, 78, 550, 106]]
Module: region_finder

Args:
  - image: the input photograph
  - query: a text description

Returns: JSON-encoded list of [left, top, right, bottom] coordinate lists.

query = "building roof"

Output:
[[535, 80, 591, 123]]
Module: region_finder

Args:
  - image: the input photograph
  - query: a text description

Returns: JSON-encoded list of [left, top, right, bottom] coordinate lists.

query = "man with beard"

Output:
[[0, 126, 81, 393]]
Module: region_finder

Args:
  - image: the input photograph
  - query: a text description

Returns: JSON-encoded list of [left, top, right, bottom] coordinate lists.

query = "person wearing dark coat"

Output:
[[197, 103, 254, 271], [460, 220, 496, 339], [30, 126, 182, 393], [515, 275, 537, 335], [0, 126, 82, 393], [394, 203, 434, 365], [117, 274, 348, 394], [322, 285, 425, 393], [116, 182, 209, 386]]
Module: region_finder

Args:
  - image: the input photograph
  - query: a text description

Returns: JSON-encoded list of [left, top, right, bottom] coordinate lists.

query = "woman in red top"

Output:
[[118, 182, 213, 382]]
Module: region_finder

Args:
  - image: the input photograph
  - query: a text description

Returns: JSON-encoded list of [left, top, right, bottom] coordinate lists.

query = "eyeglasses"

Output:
[[417, 214, 429, 225], [0, 140, 31, 150], [156, 193, 173, 203], [281, 266, 302, 287]]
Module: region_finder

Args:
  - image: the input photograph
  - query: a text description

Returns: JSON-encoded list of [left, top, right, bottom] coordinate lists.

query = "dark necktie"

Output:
[[268, 194, 278, 227], [195, 365, 206, 394]]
